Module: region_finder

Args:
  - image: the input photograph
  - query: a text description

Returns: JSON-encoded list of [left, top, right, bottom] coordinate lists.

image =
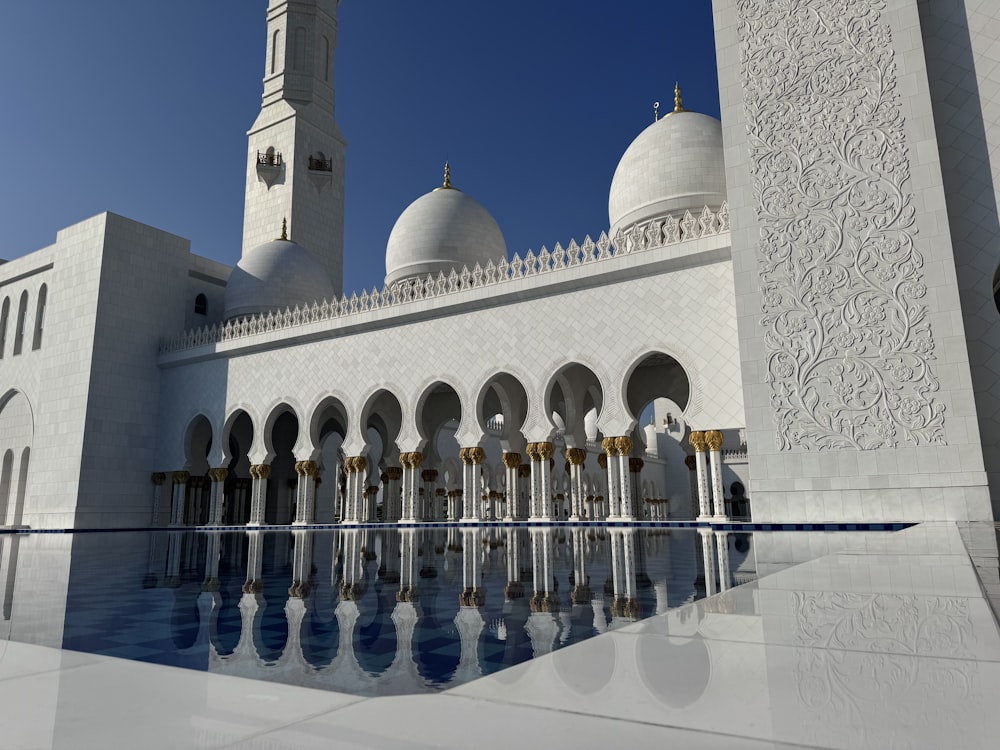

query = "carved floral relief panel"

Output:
[[737, 0, 945, 450]]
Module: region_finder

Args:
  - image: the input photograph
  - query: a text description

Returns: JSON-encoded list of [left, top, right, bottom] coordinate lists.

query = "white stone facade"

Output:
[[1, 0, 998, 529]]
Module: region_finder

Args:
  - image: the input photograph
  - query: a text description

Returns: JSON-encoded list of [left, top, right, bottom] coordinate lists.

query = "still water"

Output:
[[1, 526, 857, 696]]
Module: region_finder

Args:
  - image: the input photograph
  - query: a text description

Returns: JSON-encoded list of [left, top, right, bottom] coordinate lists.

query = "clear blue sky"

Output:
[[0, 1, 720, 294]]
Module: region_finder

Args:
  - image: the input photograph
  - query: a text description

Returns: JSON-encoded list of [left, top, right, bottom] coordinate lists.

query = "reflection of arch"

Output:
[[544, 362, 604, 445], [476, 372, 528, 450], [553, 626, 616, 695], [171, 589, 201, 650], [355, 592, 397, 677], [302, 607, 340, 668], [622, 351, 692, 419], [637, 635, 710, 708]]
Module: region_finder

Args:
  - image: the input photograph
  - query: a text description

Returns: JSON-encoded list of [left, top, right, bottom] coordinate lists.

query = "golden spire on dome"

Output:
[[434, 162, 455, 191], [673, 82, 685, 113], [280, 217, 288, 240]]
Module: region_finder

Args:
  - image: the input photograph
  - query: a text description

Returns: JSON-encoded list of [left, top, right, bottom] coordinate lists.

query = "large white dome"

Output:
[[224, 239, 335, 321], [608, 109, 726, 239], [385, 177, 507, 287]]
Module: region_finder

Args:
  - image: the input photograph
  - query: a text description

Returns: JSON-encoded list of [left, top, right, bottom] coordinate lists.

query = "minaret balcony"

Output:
[[256, 150, 283, 188], [308, 156, 333, 172]]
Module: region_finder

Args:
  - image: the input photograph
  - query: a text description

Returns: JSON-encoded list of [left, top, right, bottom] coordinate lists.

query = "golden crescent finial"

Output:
[[654, 101, 660, 122]]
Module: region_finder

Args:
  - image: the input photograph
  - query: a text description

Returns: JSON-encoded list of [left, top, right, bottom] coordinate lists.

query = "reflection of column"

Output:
[[705, 430, 727, 520], [383, 467, 402, 522], [203, 531, 222, 590], [164, 530, 183, 587], [398, 528, 419, 601], [293, 461, 319, 525], [609, 528, 640, 626], [501, 453, 521, 521], [715, 530, 731, 592], [248, 464, 270, 526], [422, 469, 438, 521], [400, 452, 423, 523], [244, 530, 265, 592], [207, 468, 228, 525], [150, 473, 167, 526], [289, 529, 314, 597], [571, 528, 589, 601], [566, 448, 587, 521], [460, 448, 485, 522], [169, 471, 190, 527], [527, 528, 560, 656], [689, 432, 712, 519], [601, 439, 621, 519], [527, 442, 554, 521], [699, 528, 717, 597], [460, 527, 484, 602]]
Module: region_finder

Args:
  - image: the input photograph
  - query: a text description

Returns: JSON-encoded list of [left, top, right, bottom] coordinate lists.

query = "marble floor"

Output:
[[1, 521, 997, 749]]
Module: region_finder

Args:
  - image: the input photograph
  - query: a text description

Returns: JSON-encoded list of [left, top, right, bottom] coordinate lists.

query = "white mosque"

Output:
[[1, 0, 998, 530]]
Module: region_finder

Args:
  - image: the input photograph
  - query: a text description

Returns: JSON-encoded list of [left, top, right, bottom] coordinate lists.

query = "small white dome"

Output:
[[224, 239, 335, 321], [608, 109, 726, 238], [385, 179, 507, 287]]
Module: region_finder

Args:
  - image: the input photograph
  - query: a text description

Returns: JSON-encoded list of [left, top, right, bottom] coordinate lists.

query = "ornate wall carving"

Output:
[[738, 0, 945, 450]]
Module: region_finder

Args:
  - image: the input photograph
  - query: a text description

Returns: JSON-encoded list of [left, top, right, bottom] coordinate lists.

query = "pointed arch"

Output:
[[31, 284, 46, 350]]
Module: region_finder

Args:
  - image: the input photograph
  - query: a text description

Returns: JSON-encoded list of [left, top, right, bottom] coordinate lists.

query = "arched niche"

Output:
[[544, 362, 604, 446]]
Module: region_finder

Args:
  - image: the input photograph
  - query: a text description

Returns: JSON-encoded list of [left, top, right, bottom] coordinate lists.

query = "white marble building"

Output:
[[1, 0, 997, 529]]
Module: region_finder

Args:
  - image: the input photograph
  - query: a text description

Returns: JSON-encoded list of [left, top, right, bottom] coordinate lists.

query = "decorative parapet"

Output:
[[160, 203, 729, 354]]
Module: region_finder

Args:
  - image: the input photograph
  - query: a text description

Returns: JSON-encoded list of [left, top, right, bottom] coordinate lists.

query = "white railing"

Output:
[[159, 203, 729, 354]]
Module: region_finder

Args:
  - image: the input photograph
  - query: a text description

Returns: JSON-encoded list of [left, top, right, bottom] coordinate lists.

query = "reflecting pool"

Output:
[[0, 526, 895, 697]]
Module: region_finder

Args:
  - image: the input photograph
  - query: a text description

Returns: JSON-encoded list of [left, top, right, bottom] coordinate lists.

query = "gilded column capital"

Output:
[[365, 485, 379, 496], [171, 471, 190, 485], [151, 472, 167, 486], [345, 456, 367, 473], [628, 457, 644, 473], [688, 431, 707, 453], [403, 451, 424, 468], [597, 453, 608, 469], [704, 430, 724, 452], [421, 469, 438, 482], [208, 467, 229, 483], [250, 464, 271, 480], [518, 463, 531, 478], [566, 447, 587, 465], [435, 487, 446, 497], [525, 443, 540, 462], [501, 452, 522, 469], [468, 447, 485, 465], [386, 466, 403, 481], [601, 437, 619, 457], [537, 442, 554, 461], [294, 460, 319, 477], [613, 436, 633, 456]]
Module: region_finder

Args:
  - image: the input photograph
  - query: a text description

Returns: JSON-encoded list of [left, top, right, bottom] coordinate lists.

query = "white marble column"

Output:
[[383, 466, 402, 522], [169, 471, 189, 527], [150, 472, 167, 526], [343, 456, 367, 524], [292, 461, 318, 525], [460, 447, 485, 522], [566, 448, 587, 521], [705, 430, 727, 520], [422, 469, 439, 521], [207, 468, 228, 525], [689, 432, 712, 520], [527, 442, 554, 521], [399, 452, 423, 523], [601, 438, 622, 519], [247, 464, 270, 526]]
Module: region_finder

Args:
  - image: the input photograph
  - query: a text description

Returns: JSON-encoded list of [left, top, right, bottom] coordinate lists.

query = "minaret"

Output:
[[242, 0, 346, 294]]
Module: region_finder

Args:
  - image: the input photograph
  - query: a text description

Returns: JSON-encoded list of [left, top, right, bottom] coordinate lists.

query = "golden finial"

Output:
[[674, 82, 685, 113], [654, 101, 660, 122], [280, 217, 288, 240], [443, 162, 452, 189]]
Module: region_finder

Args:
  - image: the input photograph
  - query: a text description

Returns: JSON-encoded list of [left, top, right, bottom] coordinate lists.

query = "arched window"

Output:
[[0, 449, 12, 526], [194, 293, 207, 316], [0, 297, 9, 358], [31, 284, 46, 350], [271, 30, 280, 75], [322, 35, 331, 82], [12, 291, 27, 356], [293, 27, 307, 72]]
